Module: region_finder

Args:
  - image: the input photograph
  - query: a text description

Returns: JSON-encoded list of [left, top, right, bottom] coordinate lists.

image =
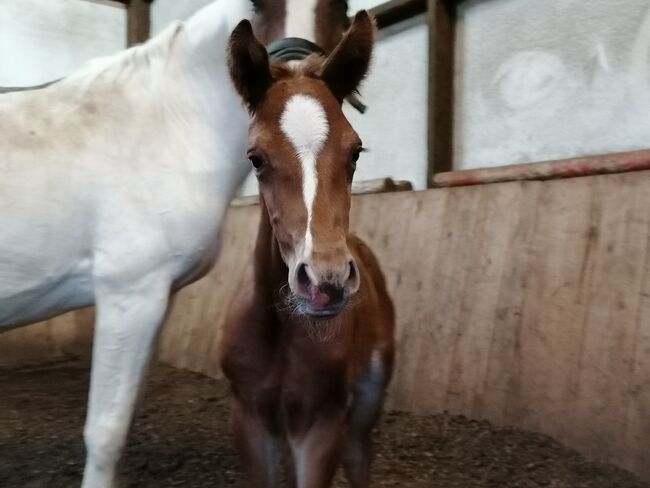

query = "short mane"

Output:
[[270, 55, 327, 81], [59, 21, 184, 90]]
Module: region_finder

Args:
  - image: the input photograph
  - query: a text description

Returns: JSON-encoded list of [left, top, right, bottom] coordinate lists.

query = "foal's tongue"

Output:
[[308, 285, 330, 308]]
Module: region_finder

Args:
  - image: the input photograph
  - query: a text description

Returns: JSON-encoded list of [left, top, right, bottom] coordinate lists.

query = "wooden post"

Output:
[[125, 0, 153, 47], [368, 0, 427, 29], [427, 0, 456, 184]]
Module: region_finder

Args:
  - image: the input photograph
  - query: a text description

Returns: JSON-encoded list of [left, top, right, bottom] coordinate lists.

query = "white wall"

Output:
[[455, 0, 650, 169], [346, 0, 428, 190], [343, 15, 428, 190], [349, 0, 384, 12], [0, 0, 126, 86], [151, 0, 216, 36]]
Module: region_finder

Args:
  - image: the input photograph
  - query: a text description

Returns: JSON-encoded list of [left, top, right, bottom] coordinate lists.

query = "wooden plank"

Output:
[[433, 148, 650, 187], [442, 182, 520, 417], [625, 215, 650, 476], [475, 181, 543, 425], [126, 0, 153, 46], [571, 174, 650, 462], [401, 185, 482, 411], [427, 0, 456, 183], [0, 308, 93, 367], [514, 178, 593, 437]]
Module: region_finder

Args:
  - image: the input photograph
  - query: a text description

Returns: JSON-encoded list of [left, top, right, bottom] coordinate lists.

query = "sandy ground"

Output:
[[1, 361, 647, 488]]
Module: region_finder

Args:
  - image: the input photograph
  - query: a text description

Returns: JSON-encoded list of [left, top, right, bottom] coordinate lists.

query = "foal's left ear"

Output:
[[320, 10, 376, 103], [228, 19, 273, 113]]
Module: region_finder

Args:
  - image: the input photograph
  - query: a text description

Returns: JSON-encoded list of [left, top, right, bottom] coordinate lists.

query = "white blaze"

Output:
[[280, 94, 329, 257], [285, 0, 319, 42]]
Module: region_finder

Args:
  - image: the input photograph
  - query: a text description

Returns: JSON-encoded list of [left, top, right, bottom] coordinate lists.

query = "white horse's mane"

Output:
[[60, 21, 184, 91]]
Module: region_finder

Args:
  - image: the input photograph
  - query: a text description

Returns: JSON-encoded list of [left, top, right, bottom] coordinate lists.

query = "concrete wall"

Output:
[[455, 0, 650, 169], [0, 0, 126, 86], [6, 1, 648, 174]]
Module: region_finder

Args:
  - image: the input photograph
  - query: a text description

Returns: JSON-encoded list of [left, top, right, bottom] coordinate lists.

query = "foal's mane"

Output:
[[269, 55, 327, 82]]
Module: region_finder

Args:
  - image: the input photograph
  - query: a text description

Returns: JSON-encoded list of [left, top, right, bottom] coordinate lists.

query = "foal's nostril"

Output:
[[297, 263, 311, 288], [348, 260, 357, 282]]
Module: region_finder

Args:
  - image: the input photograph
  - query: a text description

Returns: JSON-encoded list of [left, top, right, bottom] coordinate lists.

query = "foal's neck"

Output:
[[254, 199, 289, 309]]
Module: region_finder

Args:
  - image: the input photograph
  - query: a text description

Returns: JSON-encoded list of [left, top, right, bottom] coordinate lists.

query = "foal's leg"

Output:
[[288, 409, 347, 488], [81, 274, 171, 488], [343, 352, 390, 488], [232, 400, 281, 488]]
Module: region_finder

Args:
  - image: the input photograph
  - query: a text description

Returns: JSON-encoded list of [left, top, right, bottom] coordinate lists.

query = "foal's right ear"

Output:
[[228, 20, 272, 113]]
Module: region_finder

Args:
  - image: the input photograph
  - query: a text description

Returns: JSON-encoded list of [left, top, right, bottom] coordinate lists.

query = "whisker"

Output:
[[272, 283, 368, 344]]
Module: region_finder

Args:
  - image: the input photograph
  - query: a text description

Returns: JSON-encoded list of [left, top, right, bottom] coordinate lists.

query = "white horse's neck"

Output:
[[284, 0, 320, 42]]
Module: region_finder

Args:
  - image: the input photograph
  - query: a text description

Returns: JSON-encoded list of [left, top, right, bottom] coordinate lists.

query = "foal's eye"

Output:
[[350, 146, 364, 170], [248, 152, 266, 173]]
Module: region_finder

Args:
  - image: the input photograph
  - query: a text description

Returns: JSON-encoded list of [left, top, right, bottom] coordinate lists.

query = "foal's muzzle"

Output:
[[292, 258, 360, 318]]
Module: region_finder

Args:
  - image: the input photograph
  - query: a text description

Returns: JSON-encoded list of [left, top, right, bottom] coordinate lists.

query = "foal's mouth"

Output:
[[296, 296, 349, 319], [293, 281, 350, 319]]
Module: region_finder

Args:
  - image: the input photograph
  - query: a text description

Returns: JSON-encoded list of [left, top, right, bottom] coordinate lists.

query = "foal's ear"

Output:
[[228, 19, 272, 113], [320, 10, 375, 103]]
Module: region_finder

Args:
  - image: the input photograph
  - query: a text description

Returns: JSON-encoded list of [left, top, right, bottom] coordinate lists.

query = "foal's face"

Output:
[[251, 79, 362, 317], [229, 12, 375, 317]]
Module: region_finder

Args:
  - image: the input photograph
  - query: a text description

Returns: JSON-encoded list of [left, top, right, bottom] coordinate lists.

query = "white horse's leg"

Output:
[[81, 274, 171, 488]]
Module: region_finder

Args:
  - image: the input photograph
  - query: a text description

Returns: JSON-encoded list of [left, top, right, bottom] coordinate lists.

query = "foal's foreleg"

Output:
[[342, 392, 383, 488], [343, 352, 391, 488], [81, 274, 171, 488], [288, 409, 347, 488], [232, 400, 281, 488]]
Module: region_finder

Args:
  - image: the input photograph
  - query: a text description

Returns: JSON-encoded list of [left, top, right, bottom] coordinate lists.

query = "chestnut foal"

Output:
[[220, 12, 395, 488]]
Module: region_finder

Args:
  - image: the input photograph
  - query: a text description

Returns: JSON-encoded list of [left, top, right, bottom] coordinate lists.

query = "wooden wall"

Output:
[[3, 170, 650, 479], [0, 308, 93, 367]]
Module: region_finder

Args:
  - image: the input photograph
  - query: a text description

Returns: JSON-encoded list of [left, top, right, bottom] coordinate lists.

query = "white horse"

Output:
[[0, 1, 252, 486], [1, 0, 359, 485]]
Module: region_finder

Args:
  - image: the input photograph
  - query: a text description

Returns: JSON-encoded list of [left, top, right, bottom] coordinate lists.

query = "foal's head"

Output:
[[228, 12, 374, 318]]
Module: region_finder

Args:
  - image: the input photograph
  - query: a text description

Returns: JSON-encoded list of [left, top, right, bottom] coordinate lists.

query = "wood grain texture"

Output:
[[3, 171, 650, 479], [0, 308, 93, 367]]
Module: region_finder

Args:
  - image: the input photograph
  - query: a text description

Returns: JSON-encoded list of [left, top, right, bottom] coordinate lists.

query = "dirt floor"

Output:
[[1, 362, 647, 488]]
